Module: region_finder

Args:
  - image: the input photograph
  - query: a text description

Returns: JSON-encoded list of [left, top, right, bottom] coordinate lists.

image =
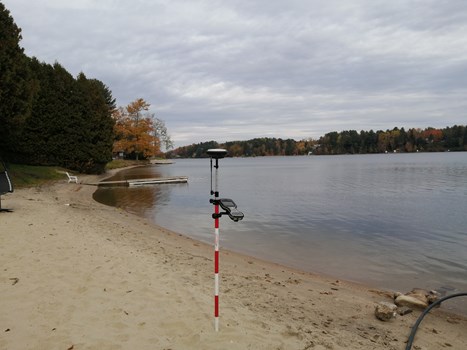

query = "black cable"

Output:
[[406, 292, 467, 350]]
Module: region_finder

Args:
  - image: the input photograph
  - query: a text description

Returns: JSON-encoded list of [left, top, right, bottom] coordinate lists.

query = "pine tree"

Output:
[[0, 3, 33, 159]]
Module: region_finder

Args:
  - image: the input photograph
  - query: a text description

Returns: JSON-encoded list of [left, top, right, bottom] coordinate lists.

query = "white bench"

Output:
[[66, 172, 78, 183]]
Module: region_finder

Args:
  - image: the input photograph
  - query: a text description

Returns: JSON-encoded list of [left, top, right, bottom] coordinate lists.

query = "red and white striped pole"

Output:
[[207, 148, 227, 332], [207, 149, 245, 332], [214, 173, 220, 332]]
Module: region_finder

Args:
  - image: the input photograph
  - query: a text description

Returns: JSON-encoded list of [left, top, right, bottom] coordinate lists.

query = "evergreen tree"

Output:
[[0, 3, 32, 159], [16, 61, 75, 165], [1, 3, 116, 173], [13, 60, 115, 173], [69, 74, 115, 173]]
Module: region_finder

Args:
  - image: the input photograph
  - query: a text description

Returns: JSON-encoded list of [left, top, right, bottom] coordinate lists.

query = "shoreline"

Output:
[[1, 175, 466, 349]]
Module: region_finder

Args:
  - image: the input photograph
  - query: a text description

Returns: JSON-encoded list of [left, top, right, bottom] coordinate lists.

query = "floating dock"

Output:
[[128, 176, 188, 186], [86, 176, 188, 187], [149, 159, 174, 165]]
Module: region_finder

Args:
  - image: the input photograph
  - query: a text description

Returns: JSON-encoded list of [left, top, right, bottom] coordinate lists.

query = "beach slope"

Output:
[[1, 180, 466, 349]]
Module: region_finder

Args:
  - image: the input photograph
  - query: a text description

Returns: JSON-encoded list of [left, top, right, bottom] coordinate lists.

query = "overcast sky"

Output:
[[4, 0, 467, 147]]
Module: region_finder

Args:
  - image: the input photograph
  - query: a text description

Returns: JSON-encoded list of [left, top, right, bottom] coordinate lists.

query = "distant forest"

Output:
[[167, 125, 467, 158]]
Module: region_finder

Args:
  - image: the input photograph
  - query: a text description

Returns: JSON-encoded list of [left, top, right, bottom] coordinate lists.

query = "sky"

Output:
[[3, 0, 467, 148]]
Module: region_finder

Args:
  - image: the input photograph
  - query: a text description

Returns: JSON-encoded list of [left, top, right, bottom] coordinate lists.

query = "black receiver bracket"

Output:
[[211, 198, 244, 222], [207, 148, 244, 222]]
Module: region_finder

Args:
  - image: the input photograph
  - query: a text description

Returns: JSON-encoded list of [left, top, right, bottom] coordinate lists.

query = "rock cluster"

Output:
[[394, 288, 440, 309], [374, 288, 440, 322]]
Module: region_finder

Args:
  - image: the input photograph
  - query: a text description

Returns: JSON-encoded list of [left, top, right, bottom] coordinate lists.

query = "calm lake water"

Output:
[[94, 153, 467, 312]]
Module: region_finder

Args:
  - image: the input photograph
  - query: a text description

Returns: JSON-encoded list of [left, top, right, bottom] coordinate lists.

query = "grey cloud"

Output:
[[4, 0, 467, 146]]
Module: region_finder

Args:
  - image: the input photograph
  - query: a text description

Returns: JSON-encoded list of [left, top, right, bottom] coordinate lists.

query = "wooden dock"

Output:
[[128, 176, 188, 186], [149, 159, 174, 165], [86, 176, 188, 187]]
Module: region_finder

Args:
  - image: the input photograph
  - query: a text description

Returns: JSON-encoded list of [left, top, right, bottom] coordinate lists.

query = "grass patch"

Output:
[[6, 160, 149, 189], [105, 159, 148, 170], [7, 164, 66, 188]]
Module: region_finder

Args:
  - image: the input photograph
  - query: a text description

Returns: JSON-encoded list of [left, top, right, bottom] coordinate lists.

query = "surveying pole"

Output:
[[207, 149, 244, 332]]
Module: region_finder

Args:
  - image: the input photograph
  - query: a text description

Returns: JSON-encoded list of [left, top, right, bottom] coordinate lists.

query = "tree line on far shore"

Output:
[[167, 125, 467, 158], [315, 125, 467, 155]]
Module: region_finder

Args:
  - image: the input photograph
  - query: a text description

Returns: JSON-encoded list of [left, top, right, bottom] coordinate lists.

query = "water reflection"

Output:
[[103, 166, 164, 181], [93, 165, 187, 217]]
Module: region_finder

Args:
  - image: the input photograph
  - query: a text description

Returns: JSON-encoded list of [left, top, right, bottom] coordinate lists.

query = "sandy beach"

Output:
[[1, 175, 466, 350]]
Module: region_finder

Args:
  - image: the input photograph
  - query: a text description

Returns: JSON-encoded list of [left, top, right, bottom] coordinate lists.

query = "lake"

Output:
[[93, 152, 467, 312]]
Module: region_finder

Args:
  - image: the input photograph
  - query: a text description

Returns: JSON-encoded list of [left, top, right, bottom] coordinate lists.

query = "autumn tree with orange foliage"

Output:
[[113, 98, 159, 160]]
